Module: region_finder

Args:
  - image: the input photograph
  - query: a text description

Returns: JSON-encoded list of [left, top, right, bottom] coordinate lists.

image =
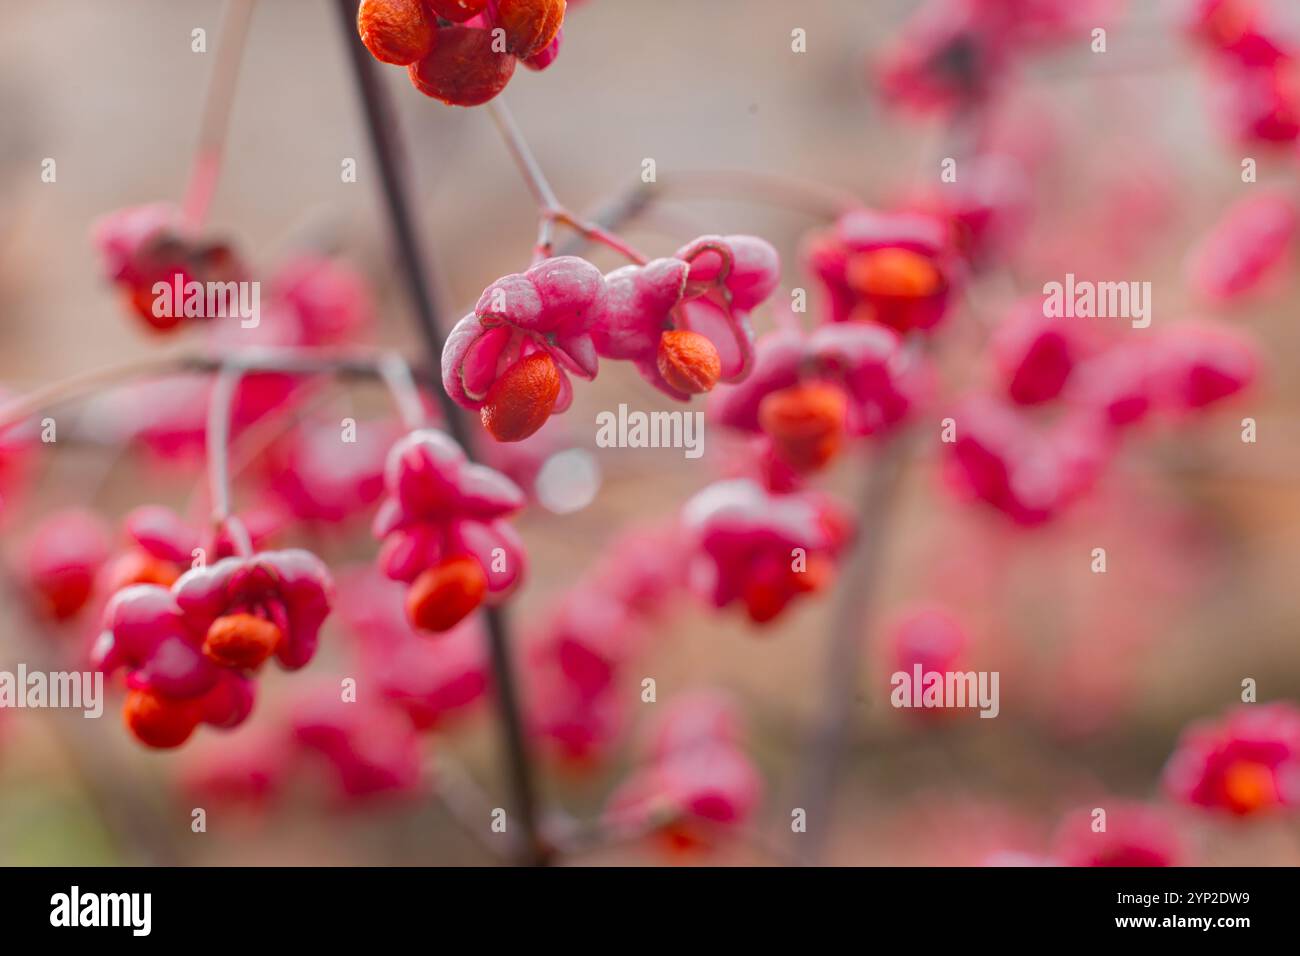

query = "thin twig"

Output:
[[0, 346, 418, 430]]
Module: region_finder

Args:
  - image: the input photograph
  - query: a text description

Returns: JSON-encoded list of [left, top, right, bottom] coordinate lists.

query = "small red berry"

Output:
[[357, 0, 437, 66], [406, 555, 489, 633], [480, 352, 561, 442], [202, 612, 284, 670], [408, 25, 517, 107], [657, 330, 722, 395], [123, 688, 203, 749]]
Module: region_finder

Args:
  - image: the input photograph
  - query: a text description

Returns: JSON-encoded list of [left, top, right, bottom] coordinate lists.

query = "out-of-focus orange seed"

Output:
[[846, 248, 943, 299], [657, 330, 722, 395], [1223, 760, 1279, 815], [107, 552, 182, 590], [480, 352, 561, 442], [406, 555, 489, 633], [757, 382, 849, 472], [357, 0, 437, 66]]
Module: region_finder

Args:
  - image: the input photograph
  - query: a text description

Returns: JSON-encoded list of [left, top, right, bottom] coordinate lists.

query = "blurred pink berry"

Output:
[[875, 0, 1011, 115], [682, 479, 851, 624], [1185, 0, 1294, 68], [1164, 702, 1300, 815], [889, 604, 969, 676], [805, 209, 958, 334], [712, 322, 922, 476], [529, 591, 642, 701], [1065, 343, 1154, 429], [269, 254, 376, 346], [291, 691, 424, 802], [1051, 803, 1183, 867], [606, 693, 761, 852], [945, 394, 1112, 526], [91, 203, 243, 334], [527, 657, 628, 768], [1153, 320, 1258, 411], [23, 509, 110, 621], [103, 504, 199, 591], [336, 567, 489, 730], [1186, 192, 1296, 301], [181, 731, 289, 810], [264, 419, 398, 525], [1210, 57, 1300, 144], [991, 302, 1085, 406]]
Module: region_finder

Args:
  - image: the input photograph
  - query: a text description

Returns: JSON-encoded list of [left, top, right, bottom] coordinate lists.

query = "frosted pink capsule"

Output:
[[529, 591, 641, 701], [373, 429, 527, 631], [593, 235, 779, 399], [442, 256, 606, 438]]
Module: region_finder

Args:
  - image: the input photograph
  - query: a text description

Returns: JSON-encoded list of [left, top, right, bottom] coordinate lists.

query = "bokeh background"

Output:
[[1, 0, 1299, 865]]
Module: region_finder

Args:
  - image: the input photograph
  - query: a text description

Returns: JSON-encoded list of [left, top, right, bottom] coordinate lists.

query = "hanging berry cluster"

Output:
[[357, 0, 567, 106]]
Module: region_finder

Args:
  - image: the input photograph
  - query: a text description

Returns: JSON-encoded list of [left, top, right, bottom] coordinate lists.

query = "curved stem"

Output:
[[548, 209, 648, 264], [206, 364, 252, 555], [487, 99, 647, 264]]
